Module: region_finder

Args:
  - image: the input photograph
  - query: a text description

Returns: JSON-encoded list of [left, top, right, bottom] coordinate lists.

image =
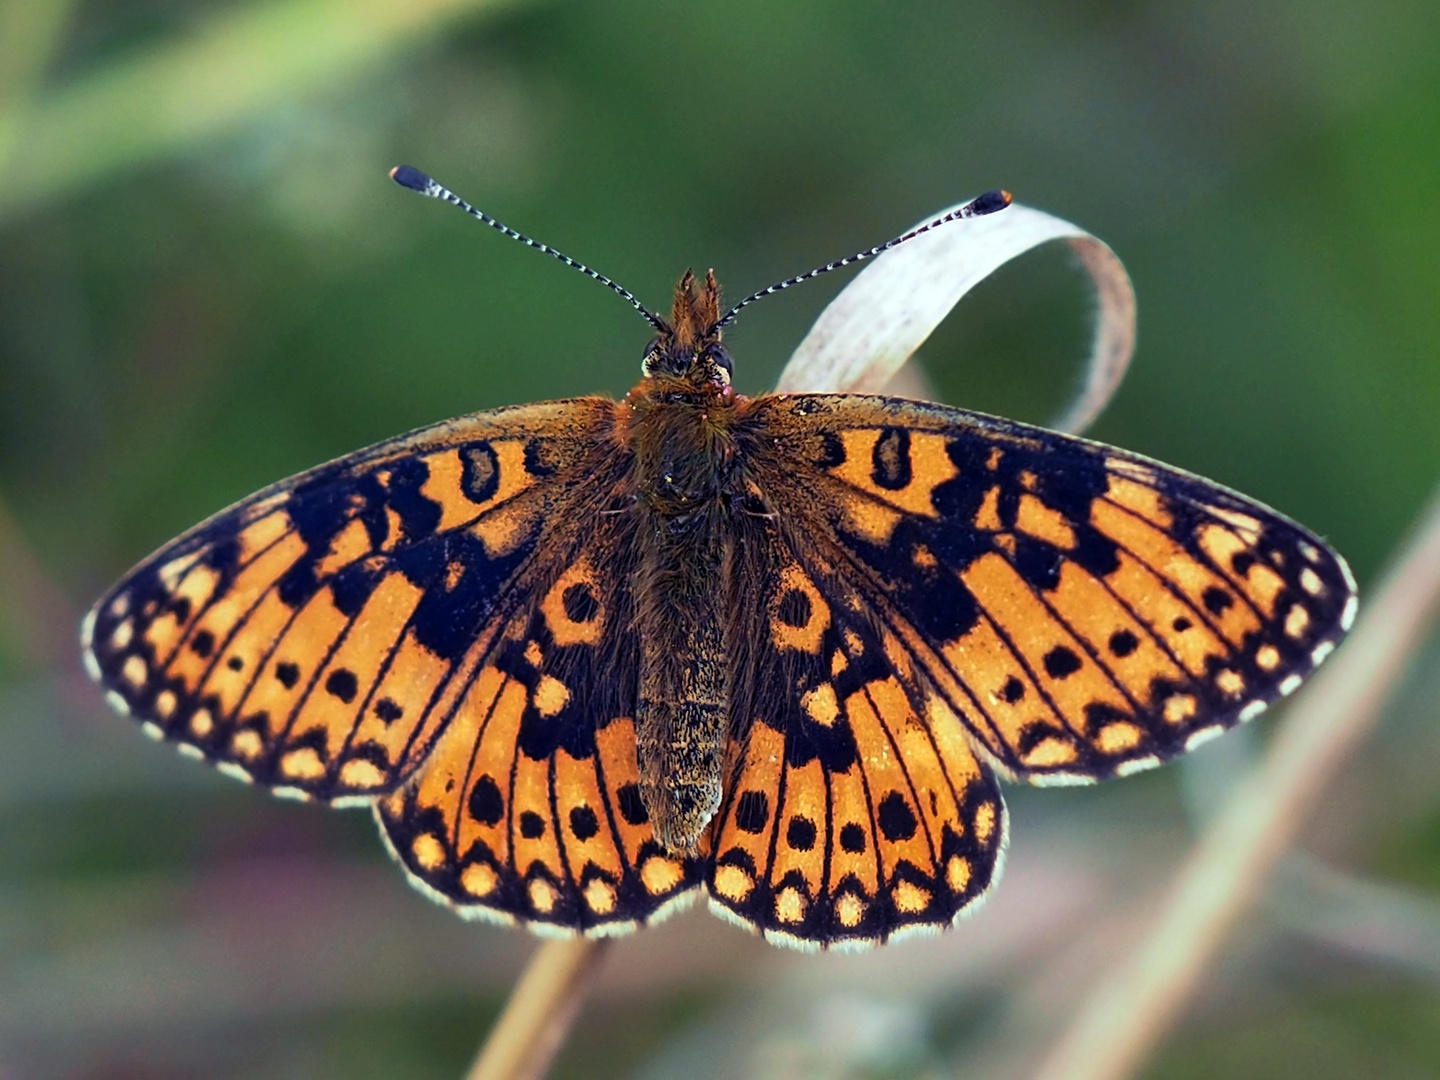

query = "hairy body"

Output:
[[624, 273, 752, 850]]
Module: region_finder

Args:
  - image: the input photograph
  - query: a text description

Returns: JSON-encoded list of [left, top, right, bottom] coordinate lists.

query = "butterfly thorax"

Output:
[[622, 270, 753, 853]]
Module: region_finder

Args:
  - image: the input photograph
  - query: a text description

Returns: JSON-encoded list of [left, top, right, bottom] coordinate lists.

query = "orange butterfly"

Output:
[[83, 168, 1355, 950]]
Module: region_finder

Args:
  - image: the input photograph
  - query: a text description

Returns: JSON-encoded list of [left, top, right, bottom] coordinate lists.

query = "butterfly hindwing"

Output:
[[749, 394, 1356, 785], [706, 525, 1006, 949], [376, 525, 704, 934], [82, 400, 621, 802]]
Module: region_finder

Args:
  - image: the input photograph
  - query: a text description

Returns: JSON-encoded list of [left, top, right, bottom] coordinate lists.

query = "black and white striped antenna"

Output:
[[390, 165, 668, 332], [392, 165, 1012, 339], [709, 189, 1012, 332]]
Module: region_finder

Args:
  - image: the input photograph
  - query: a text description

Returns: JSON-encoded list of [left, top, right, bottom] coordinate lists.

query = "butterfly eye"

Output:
[[705, 344, 734, 386], [641, 337, 665, 375]]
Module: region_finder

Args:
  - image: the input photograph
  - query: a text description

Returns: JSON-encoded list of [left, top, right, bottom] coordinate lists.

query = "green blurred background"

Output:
[[2, 1, 1439, 1077]]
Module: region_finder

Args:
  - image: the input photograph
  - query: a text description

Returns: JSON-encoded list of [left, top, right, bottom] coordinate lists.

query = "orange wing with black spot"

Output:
[[749, 394, 1357, 787], [376, 533, 703, 933], [81, 399, 623, 804], [704, 524, 1005, 949]]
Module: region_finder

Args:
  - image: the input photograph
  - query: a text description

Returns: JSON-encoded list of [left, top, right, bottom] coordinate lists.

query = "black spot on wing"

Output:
[[459, 442, 499, 503], [515, 695, 599, 763], [778, 689, 861, 773], [877, 791, 918, 842], [207, 536, 242, 577], [523, 439, 557, 478], [871, 427, 912, 490], [324, 668, 358, 703], [735, 790, 770, 834], [1026, 443, 1109, 521], [385, 457, 443, 540], [911, 567, 979, 641], [616, 783, 648, 825], [1012, 534, 1065, 590], [562, 583, 599, 623], [776, 588, 812, 628], [786, 815, 817, 851], [1084, 701, 1133, 735], [815, 432, 846, 468], [329, 558, 384, 618], [1069, 526, 1121, 578], [569, 805, 599, 840], [279, 466, 367, 607], [932, 444, 992, 527], [836, 510, 982, 641], [1043, 646, 1082, 679], [468, 774, 504, 825], [934, 432, 1118, 582], [402, 533, 528, 663], [1203, 586, 1234, 615]]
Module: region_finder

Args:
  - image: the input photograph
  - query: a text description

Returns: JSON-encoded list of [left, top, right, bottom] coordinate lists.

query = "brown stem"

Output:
[[463, 937, 612, 1080], [1032, 481, 1440, 1080]]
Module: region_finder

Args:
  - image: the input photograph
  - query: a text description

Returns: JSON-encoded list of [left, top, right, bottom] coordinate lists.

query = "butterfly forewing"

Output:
[[82, 400, 622, 802], [751, 394, 1356, 786]]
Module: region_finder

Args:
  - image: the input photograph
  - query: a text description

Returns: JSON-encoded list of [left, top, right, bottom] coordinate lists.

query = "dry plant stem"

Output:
[[1034, 482, 1440, 1080], [464, 938, 613, 1080]]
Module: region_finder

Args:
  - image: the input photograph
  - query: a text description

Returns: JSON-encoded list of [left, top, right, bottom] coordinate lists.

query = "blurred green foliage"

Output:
[[2, 1, 1438, 1077]]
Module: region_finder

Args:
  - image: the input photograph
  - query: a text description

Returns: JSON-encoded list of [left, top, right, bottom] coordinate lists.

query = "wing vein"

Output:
[[794, 522, 1018, 769], [1001, 554, 1148, 716], [1093, 503, 1235, 648], [158, 521, 296, 675], [450, 668, 508, 852], [547, 752, 577, 902], [859, 679, 940, 865], [1094, 492, 1267, 624]]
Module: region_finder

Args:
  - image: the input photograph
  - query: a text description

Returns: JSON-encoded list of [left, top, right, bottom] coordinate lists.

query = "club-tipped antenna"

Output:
[[711, 189, 1013, 332], [390, 165, 668, 332]]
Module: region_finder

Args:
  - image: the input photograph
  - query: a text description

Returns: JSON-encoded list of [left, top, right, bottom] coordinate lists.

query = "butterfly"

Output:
[[82, 167, 1356, 951]]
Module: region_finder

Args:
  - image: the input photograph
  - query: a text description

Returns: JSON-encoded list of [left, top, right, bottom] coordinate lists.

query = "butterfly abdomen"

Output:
[[628, 380, 747, 852]]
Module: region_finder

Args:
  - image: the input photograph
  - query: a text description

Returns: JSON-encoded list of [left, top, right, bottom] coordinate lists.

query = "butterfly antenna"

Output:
[[711, 189, 1013, 332], [390, 165, 668, 332]]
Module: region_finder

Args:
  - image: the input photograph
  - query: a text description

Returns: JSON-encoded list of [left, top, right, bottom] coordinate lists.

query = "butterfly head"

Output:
[[642, 269, 734, 388]]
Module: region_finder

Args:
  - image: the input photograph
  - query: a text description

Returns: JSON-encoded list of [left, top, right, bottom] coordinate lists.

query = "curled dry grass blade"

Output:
[[1033, 483, 1440, 1080], [0, 0, 535, 221], [777, 198, 1136, 438], [465, 199, 1136, 1080]]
